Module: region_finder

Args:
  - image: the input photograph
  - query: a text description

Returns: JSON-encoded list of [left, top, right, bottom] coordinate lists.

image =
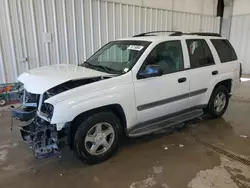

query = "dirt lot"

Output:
[[0, 78, 250, 188]]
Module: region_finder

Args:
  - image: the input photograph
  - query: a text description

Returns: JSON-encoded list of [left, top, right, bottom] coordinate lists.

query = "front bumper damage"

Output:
[[11, 106, 59, 159]]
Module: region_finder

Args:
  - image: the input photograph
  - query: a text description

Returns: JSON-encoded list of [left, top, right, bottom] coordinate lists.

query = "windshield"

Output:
[[80, 40, 151, 74]]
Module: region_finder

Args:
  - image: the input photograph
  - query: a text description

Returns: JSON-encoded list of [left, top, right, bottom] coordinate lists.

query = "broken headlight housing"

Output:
[[39, 91, 55, 121], [40, 103, 54, 121], [23, 89, 40, 107]]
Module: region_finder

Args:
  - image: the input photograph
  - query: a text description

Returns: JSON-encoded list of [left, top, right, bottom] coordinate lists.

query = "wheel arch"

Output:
[[67, 104, 127, 150], [202, 78, 233, 107], [214, 79, 232, 94]]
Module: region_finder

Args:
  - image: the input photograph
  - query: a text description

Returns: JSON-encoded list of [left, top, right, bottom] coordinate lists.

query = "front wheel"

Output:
[[205, 85, 229, 118], [74, 112, 121, 164]]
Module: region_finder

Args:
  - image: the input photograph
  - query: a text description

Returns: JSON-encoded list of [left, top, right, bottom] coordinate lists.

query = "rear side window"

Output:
[[186, 39, 215, 68], [211, 39, 237, 63]]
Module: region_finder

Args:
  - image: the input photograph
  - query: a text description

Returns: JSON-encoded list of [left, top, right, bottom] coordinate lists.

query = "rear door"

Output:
[[185, 39, 218, 107], [210, 39, 240, 93]]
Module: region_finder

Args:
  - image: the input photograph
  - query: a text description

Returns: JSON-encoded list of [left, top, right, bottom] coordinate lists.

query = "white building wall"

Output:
[[230, 0, 250, 74], [116, 0, 218, 15], [0, 0, 219, 83], [233, 0, 250, 16]]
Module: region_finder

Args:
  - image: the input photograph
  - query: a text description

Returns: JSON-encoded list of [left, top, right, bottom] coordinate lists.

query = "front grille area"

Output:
[[24, 90, 40, 104]]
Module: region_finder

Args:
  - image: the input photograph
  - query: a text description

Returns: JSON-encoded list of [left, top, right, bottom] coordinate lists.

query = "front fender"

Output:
[[49, 84, 137, 131]]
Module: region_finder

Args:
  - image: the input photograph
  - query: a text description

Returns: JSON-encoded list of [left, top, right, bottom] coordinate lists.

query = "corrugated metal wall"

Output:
[[0, 0, 220, 83], [230, 14, 250, 74]]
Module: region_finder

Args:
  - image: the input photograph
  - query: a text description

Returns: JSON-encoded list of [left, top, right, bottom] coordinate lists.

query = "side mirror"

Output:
[[138, 65, 163, 79]]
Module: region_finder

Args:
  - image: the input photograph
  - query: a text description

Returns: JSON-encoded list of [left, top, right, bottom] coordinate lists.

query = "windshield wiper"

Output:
[[82, 62, 120, 74], [82, 61, 92, 67], [92, 64, 111, 73]]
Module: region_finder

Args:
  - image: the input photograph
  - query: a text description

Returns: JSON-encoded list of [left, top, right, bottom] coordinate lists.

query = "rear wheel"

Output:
[[74, 111, 121, 164], [205, 85, 229, 118]]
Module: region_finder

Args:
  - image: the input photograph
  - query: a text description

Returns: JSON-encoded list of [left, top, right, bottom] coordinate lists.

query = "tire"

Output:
[[205, 85, 229, 118], [0, 99, 6, 106], [74, 111, 121, 164]]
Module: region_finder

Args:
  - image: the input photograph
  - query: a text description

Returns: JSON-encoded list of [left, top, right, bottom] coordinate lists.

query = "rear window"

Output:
[[186, 39, 215, 68], [211, 39, 237, 63]]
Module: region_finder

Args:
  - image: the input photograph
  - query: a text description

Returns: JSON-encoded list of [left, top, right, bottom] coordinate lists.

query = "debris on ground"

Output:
[[93, 176, 100, 183], [153, 166, 163, 174], [240, 135, 249, 139], [60, 173, 63, 176], [2, 165, 15, 171], [0, 142, 18, 149], [28, 168, 38, 175], [57, 155, 62, 160], [179, 144, 184, 148], [164, 147, 168, 150], [162, 183, 170, 188], [130, 177, 156, 188], [0, 149, 8, 161]]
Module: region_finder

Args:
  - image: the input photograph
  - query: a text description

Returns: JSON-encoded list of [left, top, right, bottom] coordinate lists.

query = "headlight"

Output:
[[40, 103, 54, 120]]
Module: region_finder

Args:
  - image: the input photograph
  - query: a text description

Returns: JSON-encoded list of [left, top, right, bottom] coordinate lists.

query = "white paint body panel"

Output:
[[46, 72, 137, 130], [18, 64, 112, 94], [134, 71, 190, 123]]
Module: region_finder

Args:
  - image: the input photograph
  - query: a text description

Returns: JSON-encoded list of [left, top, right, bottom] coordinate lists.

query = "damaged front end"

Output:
[[11, 90, 59, 159], [11, 76, 113, 159], [20, 117, 59, 159]]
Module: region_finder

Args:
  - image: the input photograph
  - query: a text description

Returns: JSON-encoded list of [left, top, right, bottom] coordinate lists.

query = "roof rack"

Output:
[[133, 31, 221, 37], [133, 31, 182, 37], [186, 32, 222, 37]]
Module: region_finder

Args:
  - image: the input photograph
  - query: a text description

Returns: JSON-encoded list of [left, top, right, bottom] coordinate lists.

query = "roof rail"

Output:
[[186, 32, 221, 37], [133, 31, 221, 37], [133, 31, 182, 37], [169, 31, 183, 36]]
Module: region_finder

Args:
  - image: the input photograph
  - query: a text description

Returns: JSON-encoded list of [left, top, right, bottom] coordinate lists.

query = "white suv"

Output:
[[13, 31, 241, 164]]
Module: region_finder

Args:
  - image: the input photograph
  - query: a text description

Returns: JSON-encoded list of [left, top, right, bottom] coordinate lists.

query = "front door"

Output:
[[133, 40, 190, 123]]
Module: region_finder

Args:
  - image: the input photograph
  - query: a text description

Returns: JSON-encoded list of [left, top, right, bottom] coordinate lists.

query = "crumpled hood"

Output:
[[18, 64, 112, 94]]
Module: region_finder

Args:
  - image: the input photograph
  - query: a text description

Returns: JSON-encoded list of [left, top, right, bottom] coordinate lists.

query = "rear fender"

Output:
[[202, 72, 234, 105]]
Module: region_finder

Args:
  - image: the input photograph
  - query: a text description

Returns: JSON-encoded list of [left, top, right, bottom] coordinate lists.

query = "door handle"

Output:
[[178, 77, 187, 83], [212, 70, 218, 75]]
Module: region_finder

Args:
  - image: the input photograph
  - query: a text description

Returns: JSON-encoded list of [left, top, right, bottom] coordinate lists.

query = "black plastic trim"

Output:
[[129, 105, 206, 134], [189, 88, 208, 97], [137, 88, 207, 111]]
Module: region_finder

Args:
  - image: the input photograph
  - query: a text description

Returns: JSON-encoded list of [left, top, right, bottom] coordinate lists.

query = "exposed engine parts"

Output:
[[12, 88, 59, 159], [20, 117, 59, 159]]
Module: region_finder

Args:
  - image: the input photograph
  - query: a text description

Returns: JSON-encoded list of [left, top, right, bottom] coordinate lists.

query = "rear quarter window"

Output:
[[211, 39, 237, 63]]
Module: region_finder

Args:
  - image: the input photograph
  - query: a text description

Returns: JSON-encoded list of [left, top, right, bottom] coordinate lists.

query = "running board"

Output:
[[128, 109, 203, 137]]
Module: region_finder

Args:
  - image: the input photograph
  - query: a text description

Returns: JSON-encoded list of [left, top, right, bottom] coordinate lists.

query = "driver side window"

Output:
[[142, 40, 184, 75]]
